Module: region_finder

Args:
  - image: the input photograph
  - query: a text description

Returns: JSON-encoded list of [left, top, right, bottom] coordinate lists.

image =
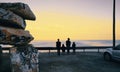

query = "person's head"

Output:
[[67, 38, 70, 40], [57, 39, 60, 41]]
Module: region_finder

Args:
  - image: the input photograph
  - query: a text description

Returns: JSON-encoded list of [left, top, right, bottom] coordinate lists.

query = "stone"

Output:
[[0, 8, 26, 29], [0, 2, 38, 72], [10, 44, 39, 72], [0, 3, 36, 20], [0, 26, 34, 45]]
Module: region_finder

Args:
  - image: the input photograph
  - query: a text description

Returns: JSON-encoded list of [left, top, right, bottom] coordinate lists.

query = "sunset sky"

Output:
[[0, 0, 120, 41]]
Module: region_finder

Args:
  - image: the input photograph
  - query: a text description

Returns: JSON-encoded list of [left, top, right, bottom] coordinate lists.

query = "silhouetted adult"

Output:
[[61, 44, 65, 53], [66, 38, 71, 54], [72, 42, 76, 54], [56, 39, 61, 56]]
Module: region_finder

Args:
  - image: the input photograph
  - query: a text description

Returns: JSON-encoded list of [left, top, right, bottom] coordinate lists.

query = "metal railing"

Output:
[[2, 46, 112, 53]]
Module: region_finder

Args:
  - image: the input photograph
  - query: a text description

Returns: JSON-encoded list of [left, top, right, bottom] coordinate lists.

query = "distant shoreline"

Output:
[[1, 40, 120, 47], [30, 40, 120, 47]]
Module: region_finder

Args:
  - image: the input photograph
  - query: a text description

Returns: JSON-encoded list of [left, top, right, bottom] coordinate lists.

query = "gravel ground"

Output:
[[0, 52, 120, 72], [39, 52, 120, 72]]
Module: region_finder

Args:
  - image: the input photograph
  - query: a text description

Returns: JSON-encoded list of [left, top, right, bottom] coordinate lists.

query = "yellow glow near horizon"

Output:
[[26, 11, 120, 41]]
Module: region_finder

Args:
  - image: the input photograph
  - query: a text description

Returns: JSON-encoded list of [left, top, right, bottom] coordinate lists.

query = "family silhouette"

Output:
[[56, 38, 76, 56]]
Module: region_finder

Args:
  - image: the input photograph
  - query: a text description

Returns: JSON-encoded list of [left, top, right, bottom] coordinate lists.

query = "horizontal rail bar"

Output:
[[2, 46, 112, 50]]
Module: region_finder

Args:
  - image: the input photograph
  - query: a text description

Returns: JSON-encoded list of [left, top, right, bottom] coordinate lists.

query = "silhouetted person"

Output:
[[56, 39, 61, 56], [61, 44, 65, 53], [66, 38, 71, 54], [72, 42, 76, 54]]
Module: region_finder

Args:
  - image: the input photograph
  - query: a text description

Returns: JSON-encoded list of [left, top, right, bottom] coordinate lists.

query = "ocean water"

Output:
[[1, 40, 120, 47], [30, 40, 120, 47], [2, 40, 120, 53]]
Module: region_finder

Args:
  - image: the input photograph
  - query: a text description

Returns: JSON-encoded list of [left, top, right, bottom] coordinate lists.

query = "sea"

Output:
[[2, 40, 120, 53], [29, 40, 120, 47]]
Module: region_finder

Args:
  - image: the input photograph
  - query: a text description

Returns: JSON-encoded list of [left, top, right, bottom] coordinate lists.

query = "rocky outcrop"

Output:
[[0, 8, 26, 29], [10, 44, 39, 72], [0, 26, 34, 45], [0, 2, 39, 72], [0, 3, 35, 45], [0, 3, 36, 20]]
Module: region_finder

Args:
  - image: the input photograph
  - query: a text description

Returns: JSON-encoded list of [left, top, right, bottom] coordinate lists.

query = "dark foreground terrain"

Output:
[[0, 52, 120, 72], [39, 52, 120, 72]]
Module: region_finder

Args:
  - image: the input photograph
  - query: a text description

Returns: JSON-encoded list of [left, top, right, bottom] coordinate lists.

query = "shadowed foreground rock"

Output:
[[0, 26, 33, 45], [10, 44, 39, 72], [0, 8, 26, 29], [0, 2, 36, 20], [0, 3, 35, 44], [0, 2, 39, 72]]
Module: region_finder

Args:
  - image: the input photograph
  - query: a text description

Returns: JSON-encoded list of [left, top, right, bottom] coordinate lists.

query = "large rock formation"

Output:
[[10, 44, 39, 72], [0, 8, 26, 29], [0, 2, 35, 45], [0, 2, 39, 72], [0, 26, 33, 45], [0, 3, 36, 20]]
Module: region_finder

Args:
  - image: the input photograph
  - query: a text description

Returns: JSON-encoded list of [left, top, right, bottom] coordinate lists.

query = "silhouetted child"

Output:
[[66, 38, 71, 54], [56, 39, 61, 56], [61, 44, 65, 53], [72, 42, 76, 54]]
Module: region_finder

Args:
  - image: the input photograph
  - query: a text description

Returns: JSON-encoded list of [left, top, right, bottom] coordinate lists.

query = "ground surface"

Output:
[[0, 52, 120, 72], [39, 52, 120, 72]]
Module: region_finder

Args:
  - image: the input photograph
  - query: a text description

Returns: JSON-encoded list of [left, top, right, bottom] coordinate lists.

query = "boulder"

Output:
[[0, 26, 34, 45], [10, 44, 39, 72], [0, 3, 36, 20], [0, 2, 38, 72], [0, 8, 26, 29]]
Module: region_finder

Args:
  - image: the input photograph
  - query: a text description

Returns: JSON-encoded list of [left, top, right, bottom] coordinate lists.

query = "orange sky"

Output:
[[26, 11, 120, 41], [0, 0, 120, 41]]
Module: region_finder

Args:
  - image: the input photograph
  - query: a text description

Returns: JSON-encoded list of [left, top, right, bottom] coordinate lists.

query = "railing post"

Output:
[[98, 48, 99, 53], [0, 45, 2, 63], [49, 49, 50, 54], [113, 0, 116, 49], [9, 48, 10, 54], [83, 48, 85, 53]]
